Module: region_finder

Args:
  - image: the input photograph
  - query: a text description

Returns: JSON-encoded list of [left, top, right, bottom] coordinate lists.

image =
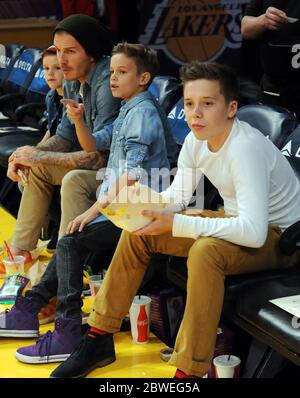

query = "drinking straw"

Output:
[[4, 240, 14, 261], [86, 265, 93, 276], [228, 355, 231, 361]]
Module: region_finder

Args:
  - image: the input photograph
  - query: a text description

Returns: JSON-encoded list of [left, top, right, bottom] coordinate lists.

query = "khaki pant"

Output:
[[12, 165, 100, 251], [88, 210, 300, 377]]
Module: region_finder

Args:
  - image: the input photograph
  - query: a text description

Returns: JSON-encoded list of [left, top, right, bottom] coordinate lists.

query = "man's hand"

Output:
[[133, 210, 175, 236], [7, 162, 30, 182], [9, 146, 40, 167], [8, 145, 31, 163], [264, 7, 287, 30], [61, 99, 85, 123]]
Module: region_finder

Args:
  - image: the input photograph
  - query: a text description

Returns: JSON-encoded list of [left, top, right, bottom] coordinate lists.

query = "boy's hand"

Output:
[[133, 210, 175, 236], [66, 206, 100, 234], [61, 99, 84, 122], [98, 194, 111, 210]]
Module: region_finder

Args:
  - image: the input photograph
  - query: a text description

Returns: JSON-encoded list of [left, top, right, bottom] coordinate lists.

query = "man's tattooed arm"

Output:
[[32, 150, 109, 170], [36, 135, 73, 152], [12, 135, 108, 170]]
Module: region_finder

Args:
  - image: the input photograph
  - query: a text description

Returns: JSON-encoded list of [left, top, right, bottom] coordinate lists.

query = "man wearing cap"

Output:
[[7, 14, 121, 259]]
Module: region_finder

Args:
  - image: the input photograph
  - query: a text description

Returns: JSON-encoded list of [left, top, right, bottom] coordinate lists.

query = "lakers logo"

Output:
[[139, 0, 248, 65]]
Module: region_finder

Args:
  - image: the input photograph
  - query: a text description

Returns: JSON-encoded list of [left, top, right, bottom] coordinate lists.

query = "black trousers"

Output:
[[25, 221, 122, 319]]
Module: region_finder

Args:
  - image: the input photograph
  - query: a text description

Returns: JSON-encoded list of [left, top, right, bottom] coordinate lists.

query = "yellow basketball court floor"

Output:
[[0, 208, 174, 378]]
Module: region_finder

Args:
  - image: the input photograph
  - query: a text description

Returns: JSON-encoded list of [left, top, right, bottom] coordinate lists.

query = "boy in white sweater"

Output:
[[51, 61, 300, 379]]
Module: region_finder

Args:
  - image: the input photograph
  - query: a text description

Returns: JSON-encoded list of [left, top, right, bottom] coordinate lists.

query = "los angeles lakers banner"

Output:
[[139, 0, 251, 76]]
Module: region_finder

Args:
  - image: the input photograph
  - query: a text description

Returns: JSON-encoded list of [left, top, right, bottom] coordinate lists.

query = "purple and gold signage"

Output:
[[139, 0, 251, 75]]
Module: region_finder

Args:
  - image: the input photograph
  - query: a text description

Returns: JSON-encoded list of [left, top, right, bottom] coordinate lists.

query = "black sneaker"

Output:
[[49, 331, 116, 378]]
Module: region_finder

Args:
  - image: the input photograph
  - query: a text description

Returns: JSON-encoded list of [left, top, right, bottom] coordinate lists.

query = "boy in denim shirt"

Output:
[[63, 42, 175, 228], [0, 43, 176, 365]]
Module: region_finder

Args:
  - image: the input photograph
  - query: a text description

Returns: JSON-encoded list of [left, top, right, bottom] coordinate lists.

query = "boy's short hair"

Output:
[[112, 42, 159, 86], [180, 61, 239, 103]]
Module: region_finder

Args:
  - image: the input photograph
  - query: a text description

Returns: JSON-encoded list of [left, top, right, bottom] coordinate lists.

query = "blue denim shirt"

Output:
[[94, 91, 171, 197], [56, 56, 121, 150], [45, 89, 62, 136], [90, 91, 172, 225]]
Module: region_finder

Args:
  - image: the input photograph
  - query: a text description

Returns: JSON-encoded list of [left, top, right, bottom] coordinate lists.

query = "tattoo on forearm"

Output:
[[72, 151, 109, 170], [34, 150, 109, 170], [37, 135, 73, 152]]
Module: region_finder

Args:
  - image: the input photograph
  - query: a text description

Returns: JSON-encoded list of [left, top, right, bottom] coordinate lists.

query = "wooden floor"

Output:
[[0, 208, 174, 378]]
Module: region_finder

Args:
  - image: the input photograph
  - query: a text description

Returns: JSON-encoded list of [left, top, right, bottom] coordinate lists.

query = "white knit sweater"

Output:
[[161, 118, 300, 248]]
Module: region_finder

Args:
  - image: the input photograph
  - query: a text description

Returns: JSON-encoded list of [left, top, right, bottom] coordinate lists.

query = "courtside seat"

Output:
[[0, 47, 49, 167], [237, 103, 297, 148], [149, 76, 182, 114], [0, 43, 26, 92], [166, 256, 300, 321], [0, 127, 44, 168], [280, 124, 300, 181], [13, 60, 49, 130], [234, 274, 300, 375], [167, 97, 189, 146], [0, 47, 44, 123]]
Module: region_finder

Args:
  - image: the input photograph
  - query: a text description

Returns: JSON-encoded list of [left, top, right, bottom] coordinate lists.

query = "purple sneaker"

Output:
[[0, 295, 40, 338], [15, 318, 82, 364]]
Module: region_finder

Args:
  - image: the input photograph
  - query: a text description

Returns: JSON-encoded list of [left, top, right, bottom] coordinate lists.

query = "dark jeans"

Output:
[[25, 221, 122, 319]]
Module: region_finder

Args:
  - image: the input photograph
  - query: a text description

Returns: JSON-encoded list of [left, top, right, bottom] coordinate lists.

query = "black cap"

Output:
[[54, 14, 111, 61]]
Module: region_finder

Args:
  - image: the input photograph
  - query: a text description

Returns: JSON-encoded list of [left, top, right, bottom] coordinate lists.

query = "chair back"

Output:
[[149, 75, 182, 114], [237, 103, 297, 148], [24, 62, 49, 103], [167, 97, 189, 146], [3, 47, 42, 95], [0, 43, 25, 89], [280, 124, 300, 181]]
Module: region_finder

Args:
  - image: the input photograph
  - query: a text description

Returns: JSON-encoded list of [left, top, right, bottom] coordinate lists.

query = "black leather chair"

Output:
[[0, 44, 49, 131], [0, 43, 26, 93], [167, 97, 189, 146], [0, 47, 44, 125], [149, 76, 182, 114], [14, 61, 49, 130], [231, 125, 300, 377], [0, 47, 48, 219], [0, 46, 50, 167], [234, 274, 300, 377], [237, 103, 297, 148], [0, 128, 44, 168]]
